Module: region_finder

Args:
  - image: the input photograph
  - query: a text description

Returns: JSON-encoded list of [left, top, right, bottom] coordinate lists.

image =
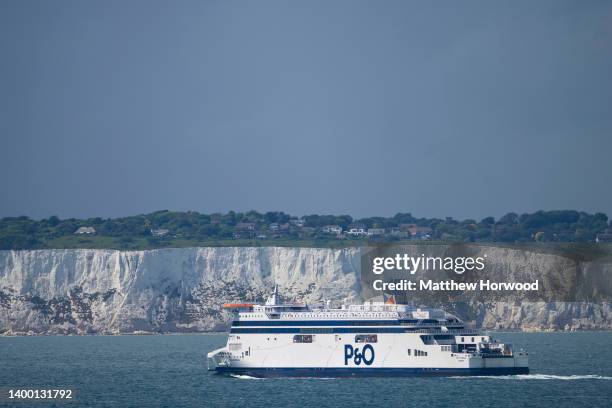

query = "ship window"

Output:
[[293, 335, 313, 343], [461, 337, 464, 342], [407, 349, 411, 356], [471, 337, 475, 343], [355, 334, 377, 343]]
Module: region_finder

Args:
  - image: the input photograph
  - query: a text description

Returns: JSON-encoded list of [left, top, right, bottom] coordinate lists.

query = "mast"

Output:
[[265, 285, 280, 306]]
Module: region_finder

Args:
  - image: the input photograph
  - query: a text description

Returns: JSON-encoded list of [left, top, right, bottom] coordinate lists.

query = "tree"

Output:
[[392, 213, 415, 224], [498, 213, 518, 225], [481, 217, 495, 225]]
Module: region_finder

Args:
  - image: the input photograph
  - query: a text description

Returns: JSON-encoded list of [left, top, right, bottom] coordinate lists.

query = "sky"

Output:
[[1, 0, 611, 221]]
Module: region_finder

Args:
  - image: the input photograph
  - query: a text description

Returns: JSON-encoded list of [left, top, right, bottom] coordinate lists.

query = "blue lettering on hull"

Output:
[[344, 344, 375, 366]]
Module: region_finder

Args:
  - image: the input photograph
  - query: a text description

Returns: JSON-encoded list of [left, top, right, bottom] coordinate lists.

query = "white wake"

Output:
[[229, 374, 262, 380]]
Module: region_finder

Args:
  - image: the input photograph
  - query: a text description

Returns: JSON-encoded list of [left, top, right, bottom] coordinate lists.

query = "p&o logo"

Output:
[[344, 344, 375, 366]]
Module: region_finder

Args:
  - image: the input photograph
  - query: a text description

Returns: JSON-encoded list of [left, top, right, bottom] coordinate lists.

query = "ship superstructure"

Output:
[[207, 287, 528, 377]]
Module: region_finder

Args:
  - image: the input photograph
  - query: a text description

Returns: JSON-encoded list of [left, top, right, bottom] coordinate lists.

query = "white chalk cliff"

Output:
[[0, 246, 610, 334], [0, 247, 361, 334]]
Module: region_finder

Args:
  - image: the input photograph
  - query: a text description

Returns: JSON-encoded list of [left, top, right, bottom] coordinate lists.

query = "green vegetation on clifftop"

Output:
[[0, 209, 610, 250]]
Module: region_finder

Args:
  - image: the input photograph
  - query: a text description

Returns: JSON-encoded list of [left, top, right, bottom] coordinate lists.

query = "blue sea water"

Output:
[[1, 332, 611, 407]]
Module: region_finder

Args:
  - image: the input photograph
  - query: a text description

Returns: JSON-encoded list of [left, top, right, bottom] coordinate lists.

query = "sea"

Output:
[[1, 332, 611, 407]]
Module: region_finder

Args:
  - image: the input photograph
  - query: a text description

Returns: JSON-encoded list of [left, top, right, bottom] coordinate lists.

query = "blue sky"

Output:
[[1, 0, 611, 220]]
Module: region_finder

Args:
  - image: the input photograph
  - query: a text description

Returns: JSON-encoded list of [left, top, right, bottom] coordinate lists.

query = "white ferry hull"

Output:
[[207, 332, 529, 377], [209, 288, 529, 377]]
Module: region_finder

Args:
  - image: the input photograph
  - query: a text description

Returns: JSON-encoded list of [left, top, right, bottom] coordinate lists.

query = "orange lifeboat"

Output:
[[222, 303, 254, 310]]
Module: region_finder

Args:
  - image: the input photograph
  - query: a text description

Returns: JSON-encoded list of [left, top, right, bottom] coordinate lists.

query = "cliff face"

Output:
[[0, 248, 361, 335], [0, 246, 610, 334]]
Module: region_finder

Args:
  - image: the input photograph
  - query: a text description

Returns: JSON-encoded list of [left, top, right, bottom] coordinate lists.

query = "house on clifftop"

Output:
[[74, 226, 96, 235]]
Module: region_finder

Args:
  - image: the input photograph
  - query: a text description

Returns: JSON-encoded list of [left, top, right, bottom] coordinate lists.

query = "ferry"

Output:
[[207, 287, 529, 377]]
